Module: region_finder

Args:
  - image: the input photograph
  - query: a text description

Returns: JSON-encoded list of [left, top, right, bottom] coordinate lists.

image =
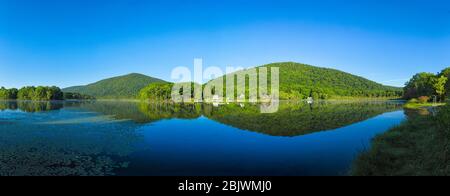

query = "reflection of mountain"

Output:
[[46, 101, 404, 137], [203, 101, 404, 136], [1, 100, 404, 138]]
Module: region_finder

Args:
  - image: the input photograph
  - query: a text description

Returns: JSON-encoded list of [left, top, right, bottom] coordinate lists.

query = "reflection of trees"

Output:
[[0, 101, 18, 111], [74, 101, 151, 123], [0, 101, 63, 112], [0, 118, 141, 176], [404, 108, 432, 118], [72, 101, 202, 123], [138, 102, 202, 122], [203, 101, 404, 136], [18, 101, 64, 112]]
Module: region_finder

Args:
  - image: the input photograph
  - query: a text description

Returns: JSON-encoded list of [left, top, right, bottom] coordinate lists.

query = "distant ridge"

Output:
[[63, 73, 167, 99]]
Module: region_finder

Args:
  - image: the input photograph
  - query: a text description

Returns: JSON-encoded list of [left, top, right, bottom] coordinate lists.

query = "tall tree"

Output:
[[439, 67, 450, 100], [403, 72, 436, 99], [18, 86, 36, 100], [433, 76, 448, 102]]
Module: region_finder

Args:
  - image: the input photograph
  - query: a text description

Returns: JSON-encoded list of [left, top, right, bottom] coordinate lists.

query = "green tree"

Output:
[[0, 87, 18, 100], [403, 72, 436, 99], [17, 86, 64, 101], [439, 67, 450, 100], [433, 75, 448, 101], [46, 86, 64, 100], [0, 87, 9, 99], [33, 86, 47, 100], [139, 83, 174, 101], [9, 88, 18, 99], [18, 86, 36, 100]]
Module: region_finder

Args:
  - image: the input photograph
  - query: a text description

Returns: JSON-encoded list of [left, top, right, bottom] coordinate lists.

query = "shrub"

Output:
[[418, 96, 430, 104], [408, 98, 419, 103]]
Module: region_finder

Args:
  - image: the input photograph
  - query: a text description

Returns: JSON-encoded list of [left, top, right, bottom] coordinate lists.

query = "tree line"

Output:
[[403, 67, 450, 102], [0, 86, 94, 101], [139, 83, 174, 101]]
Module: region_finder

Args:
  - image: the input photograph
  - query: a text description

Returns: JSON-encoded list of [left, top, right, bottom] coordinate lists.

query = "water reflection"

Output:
[[0, 100, 405, 176], [0, 101, 142, 176], [138, 102, 202, 121], [204, 101, 404, 136], [0, 100, 63, 112], [0, 100, 404, 136], [107, 101, 403, 136]]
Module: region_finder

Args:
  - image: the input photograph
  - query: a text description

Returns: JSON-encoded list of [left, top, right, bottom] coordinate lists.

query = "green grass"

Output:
[[352, 103, 450, 176], [403, 102, 446, 109]]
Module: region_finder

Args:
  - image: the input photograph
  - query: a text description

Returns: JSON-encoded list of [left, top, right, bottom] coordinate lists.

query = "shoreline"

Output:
[[0, 97, 406, 104], [352, 102, 449, 176]]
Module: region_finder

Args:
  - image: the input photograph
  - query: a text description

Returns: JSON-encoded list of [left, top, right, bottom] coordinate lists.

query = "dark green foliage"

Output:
[[17, 86, 63, 101], [138, 82, 174, 101], [207, 62, 403, 100], [352, 103, 450, 176], [63, 92, 96, 100], [2, 86, 93, 101], [0, 87, 18, 100], [17, 86, 34, 100], [138, 82, 202, 101], [403, 68, 450, 101], [439, 67, 450, 99], [63, 73, 167, 99], [403, 72, 436, 99]]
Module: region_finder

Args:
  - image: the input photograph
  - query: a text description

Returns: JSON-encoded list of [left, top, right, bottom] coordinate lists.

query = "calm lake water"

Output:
[[0, 100, 405, 176]]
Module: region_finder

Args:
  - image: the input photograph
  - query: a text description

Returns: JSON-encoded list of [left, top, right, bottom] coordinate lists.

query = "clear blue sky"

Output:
[[0, 0, 449, 88]]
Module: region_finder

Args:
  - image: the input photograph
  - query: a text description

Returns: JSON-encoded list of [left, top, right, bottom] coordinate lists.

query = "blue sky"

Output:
[[0, 0, 449, 88]]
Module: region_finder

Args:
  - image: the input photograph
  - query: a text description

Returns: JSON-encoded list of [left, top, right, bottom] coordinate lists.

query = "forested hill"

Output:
[[208, 62, 402, 99], [267, 62, 402, 99], [63, 73, 167, 99]]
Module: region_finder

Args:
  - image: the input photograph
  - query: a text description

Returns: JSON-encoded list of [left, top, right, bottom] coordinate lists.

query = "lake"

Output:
[[0, 100, 405, 176]]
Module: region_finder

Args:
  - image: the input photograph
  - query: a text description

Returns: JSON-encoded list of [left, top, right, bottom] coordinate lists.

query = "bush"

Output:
[[436, 102, 450, 135], [408, 98, 419, 103], [418, 96, 430, 104]]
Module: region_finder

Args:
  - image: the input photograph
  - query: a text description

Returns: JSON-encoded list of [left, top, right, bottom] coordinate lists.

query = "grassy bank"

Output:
[[403, 102, 446, 109], [352, 103, 450, 176]]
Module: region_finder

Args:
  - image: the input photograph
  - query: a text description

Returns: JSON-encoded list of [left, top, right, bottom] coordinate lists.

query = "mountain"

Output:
[[207, 62, 402, 99], [64, 62, 402, 100], [63, 73, 167, 99]]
